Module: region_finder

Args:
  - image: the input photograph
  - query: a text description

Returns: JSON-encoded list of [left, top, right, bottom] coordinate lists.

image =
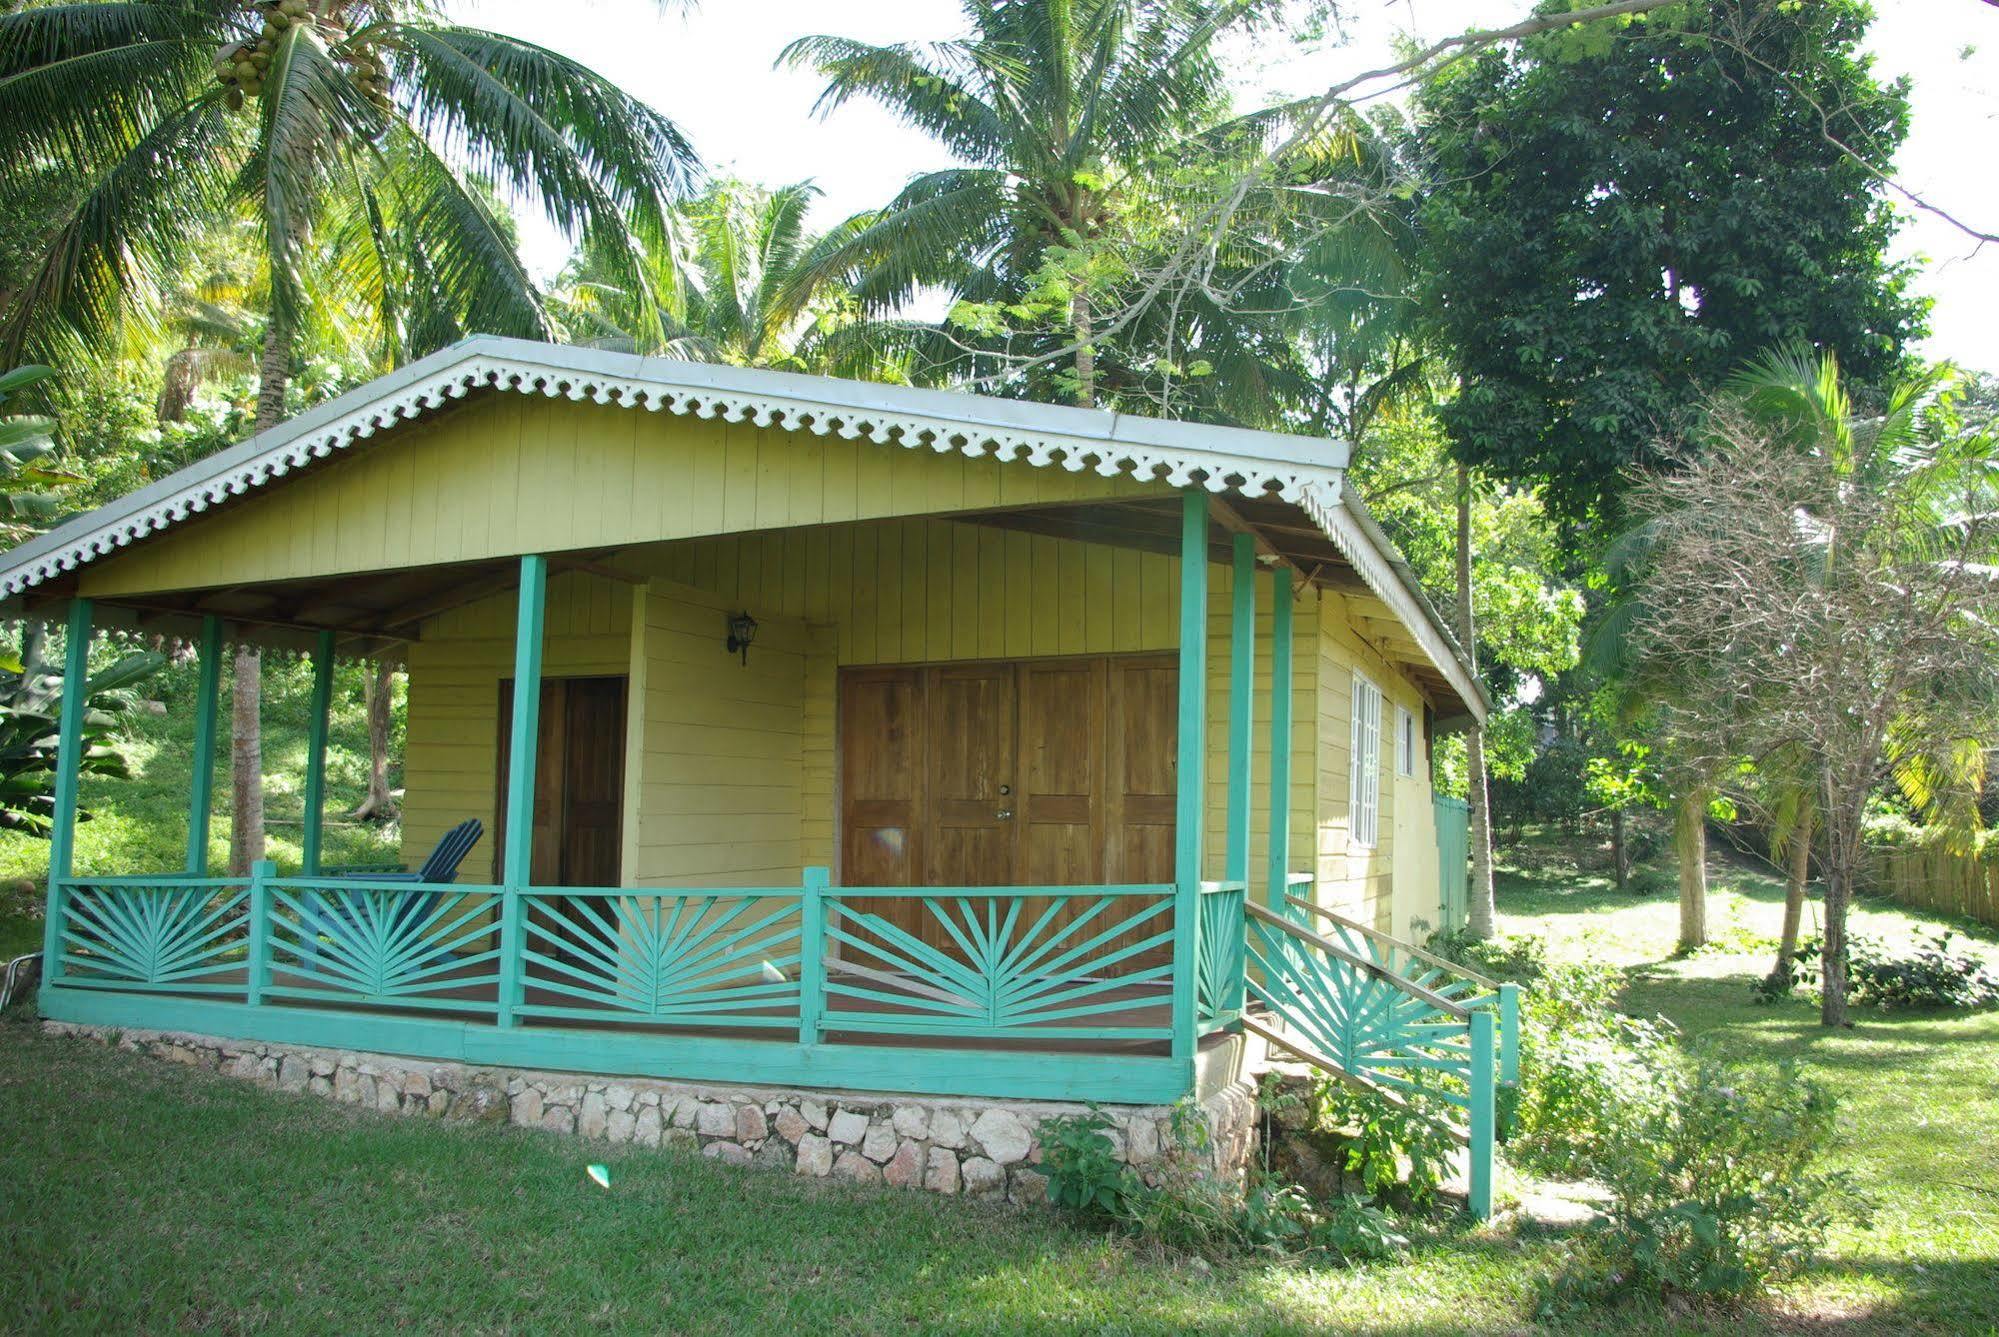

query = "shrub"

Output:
[[1759, 932, 1999, 1009], [1035, 1106, 1411, 1263], [1427, 927, 1545, 982], [1550, 1059, 1865, 1304], [1507, 963, 1684, 1181], [1314, 1080, 1458, 1205]]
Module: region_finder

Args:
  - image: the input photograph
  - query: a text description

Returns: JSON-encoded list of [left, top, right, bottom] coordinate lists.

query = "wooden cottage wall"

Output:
[[399, 570, 634, 881], [76, 393, 1169, 598], [1310, 592, 1440, 933]]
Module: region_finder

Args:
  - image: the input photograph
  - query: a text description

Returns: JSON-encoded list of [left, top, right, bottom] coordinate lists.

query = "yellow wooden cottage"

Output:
[[6, 337, 1509, 1211]]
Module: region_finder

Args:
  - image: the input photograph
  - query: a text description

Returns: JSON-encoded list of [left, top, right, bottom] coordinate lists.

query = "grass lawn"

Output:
[[0, 832, 1992, 1332]]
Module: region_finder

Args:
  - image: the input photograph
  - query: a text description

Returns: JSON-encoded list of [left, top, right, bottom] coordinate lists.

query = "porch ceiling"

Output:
[[953, 497, 1474, 720]]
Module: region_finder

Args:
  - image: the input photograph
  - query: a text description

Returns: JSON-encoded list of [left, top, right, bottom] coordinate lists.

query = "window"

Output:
[[1396, 706, 1417, 779], [1349, 673, 1381, 847]]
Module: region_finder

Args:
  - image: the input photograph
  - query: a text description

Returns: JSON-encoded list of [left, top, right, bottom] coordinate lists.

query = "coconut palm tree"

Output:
[[553, 179, 900, 378], [783, 0, 1268, 408], [1, 1, 700, 872]]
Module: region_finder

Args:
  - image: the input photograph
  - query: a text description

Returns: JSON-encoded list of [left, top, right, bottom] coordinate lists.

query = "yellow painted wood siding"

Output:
[[399, 571, 633, 880], [629, 581, 812, 887], [1309, 592, 1439, 931], [78, 394, 1169, 597]]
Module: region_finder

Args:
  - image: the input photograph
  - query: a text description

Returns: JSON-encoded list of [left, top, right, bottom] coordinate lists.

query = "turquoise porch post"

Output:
[[1172, 492, 1208, 1061], [186, 616, 224, 875], [1266, 567, 1292, 913], [299, 629, 336, 876], [40, 598, 94, 985], [1225, 534, 1255, 889], [496, 554, 547, 1028]]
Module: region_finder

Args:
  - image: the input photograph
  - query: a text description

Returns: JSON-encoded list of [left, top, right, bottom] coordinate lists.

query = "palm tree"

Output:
[[2, 1, 700, 872], [554, 179, 900, 378], [783, 1, 1266, 408]]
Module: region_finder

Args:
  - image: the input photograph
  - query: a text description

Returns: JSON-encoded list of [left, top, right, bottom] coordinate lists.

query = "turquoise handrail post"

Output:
[[1172, 490, 1208, 1062], [1468, 1008, 1496, 1219], [498, 554, 548, 1029], [186, 616, 224, 875], [41, 598, 94, 986], [799, 866, 827, 1044], [299, 629, 336, 877], [246, 858, 276, 1006], [1265, 567, 1292, 913], [1498, 981, 1520, 1088]]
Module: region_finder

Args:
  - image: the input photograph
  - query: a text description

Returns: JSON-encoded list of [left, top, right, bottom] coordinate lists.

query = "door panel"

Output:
[[924, 665, 1017, 890], [1016, 659, 1104, 887], [495, 676, 627, 886], [1106, 656, 1179, 886], [838, 669, 926, 889]]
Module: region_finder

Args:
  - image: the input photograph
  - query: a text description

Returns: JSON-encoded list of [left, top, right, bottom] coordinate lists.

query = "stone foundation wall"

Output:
[[44, 1022, 1256, 1207]]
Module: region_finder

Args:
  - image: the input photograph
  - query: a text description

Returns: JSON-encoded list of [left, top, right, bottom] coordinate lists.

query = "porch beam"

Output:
[[1172, 491, 1208, 1061], [186, 616, 224, 875], [41, 597, 94, 985], [1225, 534, 1255, 890], [299, 629, 336, 876], [1267, 567, 1293, 911]]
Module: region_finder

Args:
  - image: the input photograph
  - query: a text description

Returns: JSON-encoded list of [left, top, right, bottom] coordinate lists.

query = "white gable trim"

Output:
[[0, 336, 1346, 599]]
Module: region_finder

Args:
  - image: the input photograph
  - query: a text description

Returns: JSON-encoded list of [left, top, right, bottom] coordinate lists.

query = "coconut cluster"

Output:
[[212, 3, 390, 115]]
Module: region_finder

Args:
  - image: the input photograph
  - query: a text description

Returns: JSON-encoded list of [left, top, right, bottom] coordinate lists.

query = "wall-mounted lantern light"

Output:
[[726, 610, 758, 666]]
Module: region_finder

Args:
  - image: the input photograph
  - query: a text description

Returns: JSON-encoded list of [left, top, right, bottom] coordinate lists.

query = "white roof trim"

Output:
[[0, 335, 1347, 599]]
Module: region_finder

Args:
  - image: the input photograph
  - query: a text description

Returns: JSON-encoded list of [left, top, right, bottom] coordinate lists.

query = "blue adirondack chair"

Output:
[[303, 820, 484, 971]]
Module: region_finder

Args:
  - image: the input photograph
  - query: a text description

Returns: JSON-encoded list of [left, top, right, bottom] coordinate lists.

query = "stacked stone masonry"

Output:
[[44, 1022, 1256, 1206]]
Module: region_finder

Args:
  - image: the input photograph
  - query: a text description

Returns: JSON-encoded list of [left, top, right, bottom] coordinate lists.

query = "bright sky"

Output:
[[445, 0, 1998, 371]]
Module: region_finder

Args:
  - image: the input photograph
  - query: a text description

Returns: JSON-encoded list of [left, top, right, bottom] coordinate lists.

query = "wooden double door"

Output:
[[838, 655, 1178, 892]]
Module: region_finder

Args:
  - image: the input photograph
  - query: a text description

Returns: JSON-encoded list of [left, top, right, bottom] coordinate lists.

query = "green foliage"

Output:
[[1767, 932, 1999, 1010], [1312, 1080, 1457, 1206], [1036, 1104, 1410, 1263], [1506, 962, 1683, 1181], [1548, 1059, 1863, 1305], [0, 629, 163, 839], [0, 364, 82, 542], [1428, 927, 1546, 982], [1417, 0, 1924, 530]]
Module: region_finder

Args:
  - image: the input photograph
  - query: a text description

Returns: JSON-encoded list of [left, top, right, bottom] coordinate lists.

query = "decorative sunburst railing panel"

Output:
[[822, 886, 1176, 1041], [513, 889, 802, 1029], [1195, 880, 1247, 1033], [57, 877, 251, 995], [264, 879, 503, 1016]]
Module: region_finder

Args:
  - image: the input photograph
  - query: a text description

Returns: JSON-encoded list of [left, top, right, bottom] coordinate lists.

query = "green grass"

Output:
[[0, 829, 1992, 1332], [1494, 831, 1999, 1332]]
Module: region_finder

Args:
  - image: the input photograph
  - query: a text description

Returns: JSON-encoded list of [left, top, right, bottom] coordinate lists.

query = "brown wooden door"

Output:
[[495, 676, 627, 887], [837, 653, 1175, 896]]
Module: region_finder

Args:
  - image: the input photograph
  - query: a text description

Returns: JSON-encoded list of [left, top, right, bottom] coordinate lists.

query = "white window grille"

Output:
[[1349, 674, 1382, 847]]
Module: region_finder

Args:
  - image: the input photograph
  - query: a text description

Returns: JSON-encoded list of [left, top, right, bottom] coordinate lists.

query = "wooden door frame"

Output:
[[833, 650, 1175, 888], [495, 673, 630, 887]]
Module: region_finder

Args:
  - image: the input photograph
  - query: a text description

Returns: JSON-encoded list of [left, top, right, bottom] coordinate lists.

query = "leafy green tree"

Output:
[[0, 626, 163, 840], [2, 0, 698, 873], [1416, 0, 1924, 531], [0, 365, 82, 544]]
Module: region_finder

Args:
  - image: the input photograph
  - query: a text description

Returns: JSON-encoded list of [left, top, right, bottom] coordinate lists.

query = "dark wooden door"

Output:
[[838, 654, 1175, 897], [495, 676, 627, 887]]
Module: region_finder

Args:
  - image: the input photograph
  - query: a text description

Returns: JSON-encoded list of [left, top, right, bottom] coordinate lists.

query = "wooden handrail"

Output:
[[1245, 901, 1472, 1020], [1283, 894, 1502, 992], [1241, 1016, 1470, 1146]]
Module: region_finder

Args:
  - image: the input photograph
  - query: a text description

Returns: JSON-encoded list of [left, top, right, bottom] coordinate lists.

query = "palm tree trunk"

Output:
[[347, 657, 398, 822], [228, 319, 290, 874], [1674, 788, 1709, 951], [1070, 290, 1096, 407], [1769, 811, 1812, 989], [1456, 460, 1495, 939]]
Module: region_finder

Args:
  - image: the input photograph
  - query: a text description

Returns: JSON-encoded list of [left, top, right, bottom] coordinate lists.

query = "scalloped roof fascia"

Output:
[[0, 336, 1348, 599]]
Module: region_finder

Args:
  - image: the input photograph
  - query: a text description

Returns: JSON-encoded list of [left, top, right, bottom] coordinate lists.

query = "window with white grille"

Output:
[[1396, 706, 1417, 779], [1349, 673, 1382, 847]]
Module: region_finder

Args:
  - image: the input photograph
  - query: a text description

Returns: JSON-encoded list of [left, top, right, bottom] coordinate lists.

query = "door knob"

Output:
[[996, 809, 1014, 820]]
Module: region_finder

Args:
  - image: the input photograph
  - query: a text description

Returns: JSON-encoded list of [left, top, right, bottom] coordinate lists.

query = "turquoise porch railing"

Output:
[[1195, 879, 1247, 1034], [1242, 898, 1518, 1219], [41, 869, 1204, 1102]]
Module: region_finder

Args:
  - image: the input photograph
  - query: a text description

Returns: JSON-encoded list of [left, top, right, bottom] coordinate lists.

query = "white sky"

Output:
[[446, 0, 1998, 371]]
